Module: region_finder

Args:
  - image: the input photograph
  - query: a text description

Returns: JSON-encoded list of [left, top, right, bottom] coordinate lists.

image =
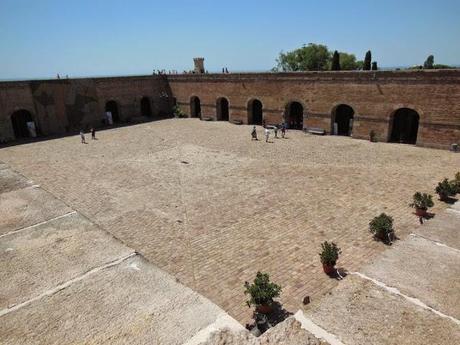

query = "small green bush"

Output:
[[435, 178, 457, 200], [409, 192, 434, 210], [244, 272, 281, 307], [319, 241, 341, 266], [369, 213, 394, 244], [173, 105, 187, 118]]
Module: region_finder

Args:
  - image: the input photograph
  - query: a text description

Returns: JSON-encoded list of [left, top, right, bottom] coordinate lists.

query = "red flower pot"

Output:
[[255, 304, 272, 314], [415, 207, 427, 217], [322, 263, 336, 274]]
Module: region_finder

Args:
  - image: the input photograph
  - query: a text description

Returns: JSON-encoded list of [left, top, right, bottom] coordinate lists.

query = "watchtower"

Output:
[[193, 57, 205, 74]]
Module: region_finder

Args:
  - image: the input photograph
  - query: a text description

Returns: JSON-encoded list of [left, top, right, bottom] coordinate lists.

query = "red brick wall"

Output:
[[168, 70, 460, 149]]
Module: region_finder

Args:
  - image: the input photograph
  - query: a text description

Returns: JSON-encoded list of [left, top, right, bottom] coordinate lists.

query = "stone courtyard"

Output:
[[1, 118, 459, 325]]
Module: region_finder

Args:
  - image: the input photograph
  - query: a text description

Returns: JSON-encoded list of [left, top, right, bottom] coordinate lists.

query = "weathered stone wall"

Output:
[[168, 70, 460, 149], [0, 75, 173, 141], [1, 70, 459, 149]]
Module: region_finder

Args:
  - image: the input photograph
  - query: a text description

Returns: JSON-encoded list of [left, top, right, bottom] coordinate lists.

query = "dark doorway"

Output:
[[389, 108, 420, 144], [141, 97, 152, 117], [11, 110, 34, 139], [190, 96, 201, 118], [105, 100, 120, 123], [248, 99, 263, 125], [332, 104, 354, 136], [216, 97, 229, 121], [286, 102, 303, 129]]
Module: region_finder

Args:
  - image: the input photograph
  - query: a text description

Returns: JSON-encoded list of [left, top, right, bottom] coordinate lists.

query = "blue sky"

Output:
[[0, 0, 459, 79]]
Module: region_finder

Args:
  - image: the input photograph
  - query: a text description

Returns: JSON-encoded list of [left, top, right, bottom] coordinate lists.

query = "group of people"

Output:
[[80, 128, 96, 144], [251, 123, 287, 142]]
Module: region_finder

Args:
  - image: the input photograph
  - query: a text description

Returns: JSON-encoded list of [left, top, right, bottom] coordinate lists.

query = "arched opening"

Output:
[[190, 96, 201, 118], [247, 99, 263, 125], [216, 97, 229, 121], [332, 104, 354, 136], [140, 96, 152, 117], [11, 109, 35, 139], [285, 102, 303, 130], [105, 100, 120, 123], [389, 108, 420, 144]]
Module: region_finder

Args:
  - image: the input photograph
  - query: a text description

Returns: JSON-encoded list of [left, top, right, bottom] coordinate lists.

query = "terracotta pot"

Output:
[[415, 207, 427, 217], [255, 304, 273, 314], [322, 263, 336, 274]]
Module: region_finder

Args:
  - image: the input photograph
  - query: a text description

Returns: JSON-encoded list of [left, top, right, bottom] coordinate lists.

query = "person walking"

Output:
[[80, 130, 86, 144], [251, 126, 258, 140], [264, 127, 270, 142], [274, 126, 279, 138], [281, 123, 286, 138], [91, 127, 96, 140]]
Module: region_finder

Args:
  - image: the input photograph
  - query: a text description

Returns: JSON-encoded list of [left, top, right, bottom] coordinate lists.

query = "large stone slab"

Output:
[[0, 212, 133, 310], [0, 186, 72, 235], [362, 235, 460, 319], [414, 209, 460, 250], [0, 255, 237, 345], [0, 167, 31, 193], [304, 275, 460, 345]]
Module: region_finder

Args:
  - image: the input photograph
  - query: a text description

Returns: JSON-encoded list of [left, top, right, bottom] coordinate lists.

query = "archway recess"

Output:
[[141, 97, 152, 117], [389, 108, 420, 144], [11, 109, 35, 138], [216, 97, 229, 121], [247, 99, 263, 125], [332, 104, 354, 136], [190, 96, 201, 118], [285, 102, 303, 129], [105, 100, 120, 123]]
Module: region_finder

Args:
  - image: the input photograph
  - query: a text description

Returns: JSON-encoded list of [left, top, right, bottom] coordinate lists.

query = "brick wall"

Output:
[[1, 70, 459, 149]]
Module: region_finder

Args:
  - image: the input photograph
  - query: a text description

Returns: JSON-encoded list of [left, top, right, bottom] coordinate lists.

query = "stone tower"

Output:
[[193, 57, 205, 74]]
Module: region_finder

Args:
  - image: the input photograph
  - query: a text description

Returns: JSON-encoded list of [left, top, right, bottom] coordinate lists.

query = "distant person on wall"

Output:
[[80, 130, 86, 144], [264, 128, 270, 142], [251, 126, 258, 140], [91, 127, 96, 140]]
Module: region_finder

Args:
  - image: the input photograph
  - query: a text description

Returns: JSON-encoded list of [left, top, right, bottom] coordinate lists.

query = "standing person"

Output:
[[91, 127, 96, 140], [264, 127, 270, 142], [274, 125, 279, 138], [80, 130, 86, 144], [281, 123, 286, 138], [251, 126, 258, 140]]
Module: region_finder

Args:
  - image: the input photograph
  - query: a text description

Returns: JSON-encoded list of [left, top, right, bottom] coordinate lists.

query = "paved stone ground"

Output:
[[1, 118, 459, 324]]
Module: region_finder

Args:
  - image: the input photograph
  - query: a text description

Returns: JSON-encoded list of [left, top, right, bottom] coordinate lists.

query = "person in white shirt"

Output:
[[264, 128, 270, 142]]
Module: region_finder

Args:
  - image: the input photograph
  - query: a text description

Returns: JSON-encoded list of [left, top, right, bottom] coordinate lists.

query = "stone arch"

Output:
[[190, 96, 201, 118], [331, 104, 354, 136], [11, 109, 36, 139], [388, 108, 420, 144], [140, 96, 152, 117], [285, 101, 304, 130], [105, 100, 120, 123], [216, 97, 229, 121], [247, 99, 263, 125]]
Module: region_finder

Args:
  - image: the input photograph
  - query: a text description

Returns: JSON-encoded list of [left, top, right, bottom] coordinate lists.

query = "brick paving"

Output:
[[1, 118, 459, 324]]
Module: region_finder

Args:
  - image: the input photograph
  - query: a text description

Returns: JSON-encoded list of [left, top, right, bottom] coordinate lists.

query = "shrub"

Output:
[[409, 192, 434, 210], [435, 178, 457, 200], [173, 105, 187, 118], [369, 213, 394, 244], [319, 241, 341, 266], [244, 272, 282, 307], [453, 172, 460, 193]]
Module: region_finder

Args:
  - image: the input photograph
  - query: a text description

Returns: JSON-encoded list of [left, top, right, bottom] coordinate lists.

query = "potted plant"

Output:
[[319, 241, 341, 274], [369, 213, 395, 244], [244, 272, 281, 314], [409, 192, 434, 217], [435, 178, 457, 201]]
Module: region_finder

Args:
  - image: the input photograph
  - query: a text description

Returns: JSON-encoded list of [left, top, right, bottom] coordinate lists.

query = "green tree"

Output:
[[363, 50, 372, 70], [339, 52, 358, 70], [275, 43, 331, 71], [424, 55, 434, 69], [371, 61, 378, 70], [331, 50, 341, 70], [356, 60, 364, 70]]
